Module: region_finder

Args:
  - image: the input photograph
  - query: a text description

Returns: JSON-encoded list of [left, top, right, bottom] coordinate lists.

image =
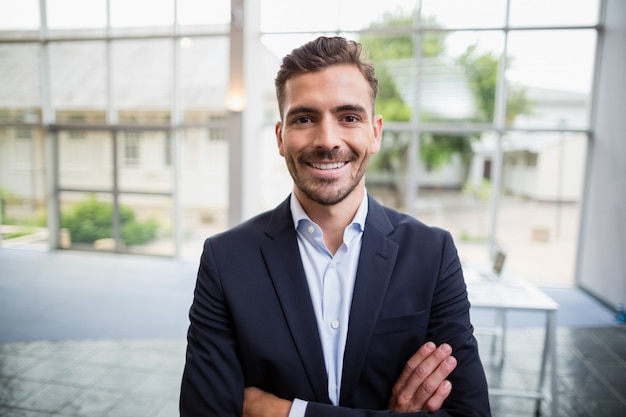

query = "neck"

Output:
[[294, 186, 365, 254]]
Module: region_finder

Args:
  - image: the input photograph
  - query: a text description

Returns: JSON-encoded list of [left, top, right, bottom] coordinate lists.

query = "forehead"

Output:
[[283, 65, 373, 112]]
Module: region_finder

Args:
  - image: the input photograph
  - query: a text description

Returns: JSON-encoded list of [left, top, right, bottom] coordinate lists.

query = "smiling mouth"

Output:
[[308, 162, 347, 170]]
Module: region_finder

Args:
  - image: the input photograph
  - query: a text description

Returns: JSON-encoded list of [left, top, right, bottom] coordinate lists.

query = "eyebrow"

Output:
[[285, 104, 368, 120]]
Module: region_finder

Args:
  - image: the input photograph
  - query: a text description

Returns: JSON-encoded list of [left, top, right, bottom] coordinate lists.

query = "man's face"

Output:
[[276, 64, 382, 206]]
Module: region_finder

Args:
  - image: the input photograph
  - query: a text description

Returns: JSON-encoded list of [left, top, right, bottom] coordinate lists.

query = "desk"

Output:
[[464, 266, 559, 417]]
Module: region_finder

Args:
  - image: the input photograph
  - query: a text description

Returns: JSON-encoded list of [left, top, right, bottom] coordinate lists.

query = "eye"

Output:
[[343, 115, 360, 123], [292, 116, 312, 125]]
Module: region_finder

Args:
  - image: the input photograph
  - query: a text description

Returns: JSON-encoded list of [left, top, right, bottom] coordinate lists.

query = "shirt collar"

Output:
[[290, 191, 368, 232]]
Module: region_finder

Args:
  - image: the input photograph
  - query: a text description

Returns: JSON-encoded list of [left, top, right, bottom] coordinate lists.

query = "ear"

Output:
[[370, 114, 383, 154], [275, 121, 285, 157]]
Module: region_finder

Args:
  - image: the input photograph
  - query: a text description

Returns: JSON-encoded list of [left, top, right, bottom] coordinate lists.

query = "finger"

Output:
[[402, 343, 453, 397], [391, 343, 454, 411], [424, 380, 453, 412], [416, 354, 457, 401], [394, 341, 437, 389]]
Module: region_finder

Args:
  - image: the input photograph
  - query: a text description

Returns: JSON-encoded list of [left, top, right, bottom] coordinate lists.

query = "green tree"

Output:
[[458, 45, 533, 125]]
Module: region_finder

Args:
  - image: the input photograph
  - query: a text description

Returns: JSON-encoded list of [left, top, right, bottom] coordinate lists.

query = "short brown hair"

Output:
[[274, 36, 378, 118]]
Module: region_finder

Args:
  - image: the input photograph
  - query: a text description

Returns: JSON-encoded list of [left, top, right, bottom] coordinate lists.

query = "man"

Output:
[[180, 36, 491, 417]]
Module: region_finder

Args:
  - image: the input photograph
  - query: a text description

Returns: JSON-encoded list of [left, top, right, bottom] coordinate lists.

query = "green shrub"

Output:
[[61, 195, 158, 246]]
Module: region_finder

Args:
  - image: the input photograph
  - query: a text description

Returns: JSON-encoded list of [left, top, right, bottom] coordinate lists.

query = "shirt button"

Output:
[[331, 320, 340, 329], [307, 225, 315, 234]]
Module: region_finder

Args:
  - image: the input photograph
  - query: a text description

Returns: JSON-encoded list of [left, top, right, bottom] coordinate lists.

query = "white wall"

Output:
[[578, 0, 626, 308]]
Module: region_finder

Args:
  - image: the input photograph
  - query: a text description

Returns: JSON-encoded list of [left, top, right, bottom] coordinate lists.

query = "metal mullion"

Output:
[[171, 0, 182, 257], [486, 0, 512, 261], [575, 0, 606, 286], [38, 0, 61, 249], [405, 6, 423, 217]]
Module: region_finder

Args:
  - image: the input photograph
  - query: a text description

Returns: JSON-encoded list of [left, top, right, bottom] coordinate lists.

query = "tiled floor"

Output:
[[0, 339, 184, 417], [479, 326, 626, 417], [1, 248, 625, 416], [1, 327, 625, 417]]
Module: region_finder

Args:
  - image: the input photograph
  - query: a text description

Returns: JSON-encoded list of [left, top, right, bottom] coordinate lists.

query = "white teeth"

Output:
[[310, 162, 346, 170]]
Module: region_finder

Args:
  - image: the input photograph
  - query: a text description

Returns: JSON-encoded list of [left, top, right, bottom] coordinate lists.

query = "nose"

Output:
[[314, 117, 342, 149]]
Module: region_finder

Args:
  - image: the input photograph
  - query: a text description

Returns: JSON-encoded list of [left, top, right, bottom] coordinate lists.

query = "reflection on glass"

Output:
[[58, 131, 113, 190], [112, 39, 172, 123], [509, 0, 600, 27], [507, 30, 596, 129]]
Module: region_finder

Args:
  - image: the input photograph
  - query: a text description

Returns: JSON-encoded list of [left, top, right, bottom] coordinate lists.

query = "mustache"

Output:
[[298, 148, 358, 163]]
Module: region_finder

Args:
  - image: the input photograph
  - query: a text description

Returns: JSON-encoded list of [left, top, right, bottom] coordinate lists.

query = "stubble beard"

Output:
[[288, 148, 370, 206]]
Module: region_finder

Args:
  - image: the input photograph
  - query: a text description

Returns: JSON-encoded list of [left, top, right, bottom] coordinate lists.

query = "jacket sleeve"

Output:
[[180, 239, 245, 416]]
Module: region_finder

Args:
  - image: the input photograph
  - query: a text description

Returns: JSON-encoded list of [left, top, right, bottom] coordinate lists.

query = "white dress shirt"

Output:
[[288, 193, 367, 416]]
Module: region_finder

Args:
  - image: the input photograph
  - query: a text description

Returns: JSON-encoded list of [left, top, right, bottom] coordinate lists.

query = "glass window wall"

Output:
[[0, 0, 602, 285]]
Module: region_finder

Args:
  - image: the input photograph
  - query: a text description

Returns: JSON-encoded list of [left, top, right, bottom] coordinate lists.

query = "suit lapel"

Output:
[[260, 197, 330, 403], [340, 197, 399, 405]]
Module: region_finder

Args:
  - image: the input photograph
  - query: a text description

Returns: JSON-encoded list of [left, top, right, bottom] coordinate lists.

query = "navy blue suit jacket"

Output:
[[180, 195, 491, 416]]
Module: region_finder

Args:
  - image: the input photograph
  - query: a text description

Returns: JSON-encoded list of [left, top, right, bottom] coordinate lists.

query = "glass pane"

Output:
[[58, 130, 113, 190], [420, 31, 504, 124], [47, 0, 107, 30], [420, 0, 506, 29], [178, 0, 230, 26], [180, 127, 229, 260], [358, 33, 416, 122], [0, 0, 39, 31], [116, 130, 173, 193], [338, 0, 418, 31], [50, 42, 107, 119], [260, 0, 343, 32], [367, 130, 414, 207], [507, 30, 596, 129], [361, 30, 505, 125], [118, 194, 174, 256], [367, 129, 491, 265], [0, 43, 41, 123], [110, 0, 173, 28], [180, 37, 229, 121], [60, 191, 114, 250], [509, 0, 600, 27], [0, 127, 48, 250], [113, 39, 172, 124], [495, 132, 587, 284], [261, 33, 339, 62]]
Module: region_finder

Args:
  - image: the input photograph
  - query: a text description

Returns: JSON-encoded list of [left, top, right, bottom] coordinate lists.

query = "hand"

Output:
[[388, 342, 457, 413], [243, 386, 292, 417]]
